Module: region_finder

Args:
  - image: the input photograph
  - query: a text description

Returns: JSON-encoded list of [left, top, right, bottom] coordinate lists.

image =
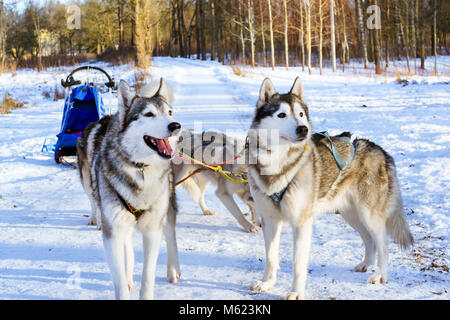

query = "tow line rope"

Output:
[[173, 151, 248, 184]]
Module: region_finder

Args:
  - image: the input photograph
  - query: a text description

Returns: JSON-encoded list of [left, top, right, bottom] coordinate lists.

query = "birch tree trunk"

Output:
[[267, 0, 275, 70], [283, 0, 289, 70], [356, 0, 368, 69], [299, 0, 305, 71], [248, 0, 256, 68], [318, 0, 323, 74], [238, 2, 246, 64], [305, 0, 312, 74], [330, 0, 336, 72], [385, 0, 390, 68]]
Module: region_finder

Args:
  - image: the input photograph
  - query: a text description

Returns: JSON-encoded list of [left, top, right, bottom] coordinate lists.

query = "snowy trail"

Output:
[[0, 57, 449, 300]]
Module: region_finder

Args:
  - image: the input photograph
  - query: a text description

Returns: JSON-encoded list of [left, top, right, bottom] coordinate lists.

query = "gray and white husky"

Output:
[[173, 130, 259, 233], [247, 77, 414, 300], [77, 78, 181, 299]]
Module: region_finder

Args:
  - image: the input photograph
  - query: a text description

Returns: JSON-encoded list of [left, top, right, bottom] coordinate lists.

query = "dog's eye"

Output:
[[299, 112, 304, 118], [277, 113, 286, 118], [168, 110, 173, 116], [144, 112, 155, 117]]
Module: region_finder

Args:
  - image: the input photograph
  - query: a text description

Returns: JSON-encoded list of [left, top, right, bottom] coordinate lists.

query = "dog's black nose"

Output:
[[296, 125, 308, 138], [168, 122, 181, 133]]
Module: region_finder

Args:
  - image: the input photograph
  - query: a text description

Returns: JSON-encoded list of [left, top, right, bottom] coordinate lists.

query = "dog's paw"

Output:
[[203, 210, 215, 216], [286, 292, 304, 300], [244, 223, 260, 233], [168, 272, 180, 284], [368, 272, 387, 284], [88, 219, 97, 226], [354, 262, 369, 272], [250, 280, 273, 293]]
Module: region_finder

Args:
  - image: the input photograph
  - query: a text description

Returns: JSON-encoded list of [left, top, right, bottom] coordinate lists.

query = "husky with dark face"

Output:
[[77, 79, 181, 300], [247, 77, 413, 300]]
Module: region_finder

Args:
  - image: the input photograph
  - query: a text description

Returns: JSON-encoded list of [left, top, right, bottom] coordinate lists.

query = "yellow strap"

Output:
[[178, 151, 248, 183], [218, 170, 248, 183]]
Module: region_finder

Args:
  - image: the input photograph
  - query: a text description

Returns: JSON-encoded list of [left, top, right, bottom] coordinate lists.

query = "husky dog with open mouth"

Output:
[[247, 77, 413, 300], [77, 78, 181, 299]]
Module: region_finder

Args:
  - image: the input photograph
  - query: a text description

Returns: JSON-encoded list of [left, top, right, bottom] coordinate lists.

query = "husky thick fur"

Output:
[[173, 130, 259, 233], [247, 77, 413, 300], [77, 78, 181, 299]]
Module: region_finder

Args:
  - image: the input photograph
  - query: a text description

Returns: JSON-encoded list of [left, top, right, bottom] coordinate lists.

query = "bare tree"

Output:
[[238, 1, 246, 64], [318, 0, 325, 74], [305, 0, 312, 74], [356, 0, 368, 68], [259, 0, 267, 67], [117, 0, 124, 48], [199, 0, 206, 60], [134, 0, 159, 68], [248, 0, 256, 67], [372, 0, 382, 74], [267, 0, 275, 70], [283, 0, 289, 70], [396, 0, 410, 73], [0, 0, 6, 70], [433, 0, 437, 74], [31, 5, 42, 70], [330, 0, 336, 72]]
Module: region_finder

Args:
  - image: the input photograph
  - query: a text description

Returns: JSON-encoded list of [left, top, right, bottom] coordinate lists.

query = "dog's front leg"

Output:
[[287, 217, 313, 300], [124, 227, 134, 291], [215, 187, 258, 233], [140, 227, 163, 300], [163, 205, 180, 283], [250, 215, 282, 292], [103, 231, 130, 300]]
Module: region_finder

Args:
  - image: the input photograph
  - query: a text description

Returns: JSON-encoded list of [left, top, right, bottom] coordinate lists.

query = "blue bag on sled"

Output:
[[53, 66, 114, 163]]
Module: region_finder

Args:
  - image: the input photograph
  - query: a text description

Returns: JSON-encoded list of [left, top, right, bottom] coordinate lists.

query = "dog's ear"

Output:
[[289, 77, 304, 99], [155, 78, 173, 104], [118, 80, 134, 109], [257, 78, 276, 108]]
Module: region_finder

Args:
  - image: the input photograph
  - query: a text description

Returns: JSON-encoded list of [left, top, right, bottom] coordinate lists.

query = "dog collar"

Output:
[[117, 192, 145, 220], [134, 162, 148, 170]]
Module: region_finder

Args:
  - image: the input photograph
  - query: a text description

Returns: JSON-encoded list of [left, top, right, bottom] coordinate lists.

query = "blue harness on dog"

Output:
[[268, 131, 355, 208]]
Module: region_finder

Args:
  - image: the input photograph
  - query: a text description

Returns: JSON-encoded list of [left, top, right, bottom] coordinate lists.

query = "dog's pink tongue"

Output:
[[156, 138, 173, 155]]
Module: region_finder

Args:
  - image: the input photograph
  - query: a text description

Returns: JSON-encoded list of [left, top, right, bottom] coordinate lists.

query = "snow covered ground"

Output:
[[0, 56, 448, 300]]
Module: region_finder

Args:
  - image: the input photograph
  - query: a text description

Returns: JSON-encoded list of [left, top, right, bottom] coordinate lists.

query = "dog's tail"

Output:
[[386, 169, 414, 250]]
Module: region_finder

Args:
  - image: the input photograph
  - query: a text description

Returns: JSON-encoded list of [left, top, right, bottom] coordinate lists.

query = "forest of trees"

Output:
[[0, 0, 448, 74]]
